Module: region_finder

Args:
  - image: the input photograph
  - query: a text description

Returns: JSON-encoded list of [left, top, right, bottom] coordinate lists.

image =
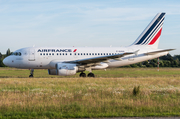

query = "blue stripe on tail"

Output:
[[142, 18, 164, 45], [135, 13, 165, 45]]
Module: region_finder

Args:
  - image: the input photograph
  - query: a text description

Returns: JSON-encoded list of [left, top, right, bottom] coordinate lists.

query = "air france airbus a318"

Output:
[[3, 13, 174, 77]]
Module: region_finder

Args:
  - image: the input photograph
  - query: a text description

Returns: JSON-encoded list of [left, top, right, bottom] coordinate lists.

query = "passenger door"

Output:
[[29, 49, 35, 61]]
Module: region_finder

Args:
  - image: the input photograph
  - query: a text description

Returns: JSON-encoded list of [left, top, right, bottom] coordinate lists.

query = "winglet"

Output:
[[134, 50, 140, 56]]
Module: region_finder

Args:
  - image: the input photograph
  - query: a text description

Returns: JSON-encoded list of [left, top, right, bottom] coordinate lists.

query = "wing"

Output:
[[65, 51, 137, 65]]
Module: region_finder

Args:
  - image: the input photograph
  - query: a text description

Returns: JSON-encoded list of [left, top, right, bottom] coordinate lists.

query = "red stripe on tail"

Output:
[[148, 28, 162, 45]]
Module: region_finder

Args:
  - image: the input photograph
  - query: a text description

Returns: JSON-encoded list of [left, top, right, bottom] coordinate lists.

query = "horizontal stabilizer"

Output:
[[145, 49, 175, 55]]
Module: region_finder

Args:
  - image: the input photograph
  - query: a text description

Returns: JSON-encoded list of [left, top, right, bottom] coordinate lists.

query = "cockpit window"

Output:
[[18, 52, 21, 56], [11, 52, 22, 56]]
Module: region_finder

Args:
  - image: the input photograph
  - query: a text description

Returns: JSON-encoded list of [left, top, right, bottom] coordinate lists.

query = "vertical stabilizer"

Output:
[[131, 13, 166, 49]]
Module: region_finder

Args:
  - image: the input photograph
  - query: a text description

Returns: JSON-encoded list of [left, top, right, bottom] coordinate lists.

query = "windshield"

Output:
[[11, 52, 21, 56]]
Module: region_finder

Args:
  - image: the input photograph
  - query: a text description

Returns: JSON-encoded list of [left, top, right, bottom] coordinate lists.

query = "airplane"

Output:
[[3, 12, 174, 77]]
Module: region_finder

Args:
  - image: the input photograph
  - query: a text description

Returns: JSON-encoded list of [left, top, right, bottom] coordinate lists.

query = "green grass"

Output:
[[1, 67, 180, 78], [0, 67, 180, 118]]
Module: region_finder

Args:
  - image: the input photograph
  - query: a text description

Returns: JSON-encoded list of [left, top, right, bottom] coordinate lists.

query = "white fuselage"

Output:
[[3, 46, 168, 69]]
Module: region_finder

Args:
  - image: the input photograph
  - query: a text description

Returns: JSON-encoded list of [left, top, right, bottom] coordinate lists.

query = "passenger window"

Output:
[[109, 53, 111, 55], [78, 53, 80, 55], [95, 53, 97, 55], [92, 53, 94, 55], [81, 53, 83, 55], [49, 53, 51, 55], [63, 53, 64, 55], [57, 53, 58, 55], [101, 53, 102, 55], [75, 53, 76, 55], [87, 53, 88, 55], [104, 53, 105, 55], [84, 53, 85, 55], [40, 53, 42, 55], [46, 53, 48, 55], [52, 53, 54, 55], [98, 53, 100, 55], [106, 53, 108, 55], [66, 53, 67, 55], [112, 53, 114, 55], [89, 53, 91, 55], [70, 53, 72, 55], [43, 53, 45, 55]]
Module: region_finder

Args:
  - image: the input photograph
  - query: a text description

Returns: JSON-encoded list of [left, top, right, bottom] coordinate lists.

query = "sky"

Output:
[[0, 0, 180, 55]]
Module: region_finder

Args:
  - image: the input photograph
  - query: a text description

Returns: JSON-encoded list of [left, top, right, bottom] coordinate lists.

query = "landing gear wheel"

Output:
[[79, 72, 86, 77], [87, 73, 95, 77], [29, 74, 33, 77], [29, 69, 34, 78]]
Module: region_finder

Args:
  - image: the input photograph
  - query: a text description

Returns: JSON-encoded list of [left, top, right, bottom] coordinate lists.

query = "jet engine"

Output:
[[48, 69, 57, 75], [48, 63, 78, 76], [91, 63, 108, 70]]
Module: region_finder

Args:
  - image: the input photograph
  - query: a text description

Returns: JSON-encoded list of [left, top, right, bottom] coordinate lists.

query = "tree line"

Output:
[[123, 54, 180, 68], [0, 48, 12, 67], [0, 49, 180, 68]]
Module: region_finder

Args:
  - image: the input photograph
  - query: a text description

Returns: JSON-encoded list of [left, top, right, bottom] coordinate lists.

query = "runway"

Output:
[[81, 117, 179, 119]]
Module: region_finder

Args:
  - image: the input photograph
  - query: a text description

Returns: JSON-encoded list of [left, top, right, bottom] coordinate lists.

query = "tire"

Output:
[[87, 73, 95, 77], [80, 73, 86, 77], [29, 74, 33, 78]]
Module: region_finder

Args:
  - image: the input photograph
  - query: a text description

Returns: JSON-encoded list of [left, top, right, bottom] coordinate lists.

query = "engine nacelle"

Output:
[[92, 63, 108, 70], [48, 63, 78, 76], [56, 63, 78, 76], [48, 69, 57, 75]]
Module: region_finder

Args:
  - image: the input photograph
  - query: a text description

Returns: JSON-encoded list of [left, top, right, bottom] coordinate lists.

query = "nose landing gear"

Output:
[[29, 69, 34, 77]]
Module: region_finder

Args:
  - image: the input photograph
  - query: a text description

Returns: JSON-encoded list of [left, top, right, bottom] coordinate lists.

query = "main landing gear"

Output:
[[79, 72, 95, 77], [29, 69, 34, 78], [87, 72, 95, 77], [79, 72, 86, 77]]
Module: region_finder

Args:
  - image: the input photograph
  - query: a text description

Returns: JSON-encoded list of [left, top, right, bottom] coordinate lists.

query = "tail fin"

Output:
[[131, 13, 166, 49]]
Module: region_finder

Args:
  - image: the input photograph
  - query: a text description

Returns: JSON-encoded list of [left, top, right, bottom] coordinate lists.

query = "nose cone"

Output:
[[3, 57, 9, 66]]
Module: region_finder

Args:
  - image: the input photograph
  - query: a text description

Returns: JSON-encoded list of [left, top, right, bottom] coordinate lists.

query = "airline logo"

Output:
[[37, 49, 76, 52], [134, 13, 165, 45], [73, 49, 77, 52]]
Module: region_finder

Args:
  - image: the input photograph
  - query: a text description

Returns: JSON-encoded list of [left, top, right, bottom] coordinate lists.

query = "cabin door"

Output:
[[29, 49, 35, 61]]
